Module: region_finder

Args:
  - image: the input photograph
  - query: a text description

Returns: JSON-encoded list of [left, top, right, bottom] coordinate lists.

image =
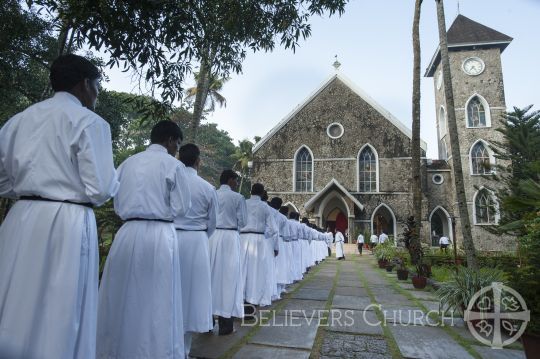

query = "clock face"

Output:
[[462, 57, 485, 76], [436, 70, 443, 90]]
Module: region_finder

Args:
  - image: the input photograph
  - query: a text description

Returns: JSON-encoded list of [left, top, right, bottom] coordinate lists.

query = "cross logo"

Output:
[[464, 282, 530, 349]]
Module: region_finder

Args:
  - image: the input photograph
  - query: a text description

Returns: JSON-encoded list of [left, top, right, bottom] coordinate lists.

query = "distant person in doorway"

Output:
[[357, 232, 364, 255], [370, 233, 379, 253], [335, 229, 345, 260], [439, 235, 451, 253], [379, 231, 389, 244]]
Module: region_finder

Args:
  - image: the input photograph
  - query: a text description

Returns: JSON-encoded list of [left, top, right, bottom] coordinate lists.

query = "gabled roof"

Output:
[[304, 178, 364, 212], [252, 72, 428, 153], [426, 15, 512, 77]]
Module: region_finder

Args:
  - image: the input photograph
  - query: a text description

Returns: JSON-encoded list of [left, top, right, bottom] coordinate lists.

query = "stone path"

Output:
[[189, 251, 526, 359]]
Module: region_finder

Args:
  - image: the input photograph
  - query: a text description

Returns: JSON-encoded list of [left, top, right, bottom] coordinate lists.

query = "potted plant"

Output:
[[435, 267, 506, 315], [411, 262, 428, 289], [374, 242, 395, 269], [393, 251, 409, 280]]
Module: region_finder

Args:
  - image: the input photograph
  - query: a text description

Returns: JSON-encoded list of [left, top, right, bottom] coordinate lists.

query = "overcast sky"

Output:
[[103, 0, 539, 159]]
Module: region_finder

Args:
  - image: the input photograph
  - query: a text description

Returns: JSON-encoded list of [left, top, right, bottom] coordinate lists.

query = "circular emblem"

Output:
[[462, 57, 485, 76], [464, 282, 530, 349], [327, 122, 344, 139], [432, 174, 444, 185]]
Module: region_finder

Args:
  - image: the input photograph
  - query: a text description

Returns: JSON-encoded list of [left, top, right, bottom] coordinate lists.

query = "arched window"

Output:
[[474, 189, 497, 224], [470, 141, 492, 175], [467, 96, 487, 127], [441, 139, 448, 160], [439, 107, 447, 138], [358, 146, 377, 192], [294, 147, 313, 192]]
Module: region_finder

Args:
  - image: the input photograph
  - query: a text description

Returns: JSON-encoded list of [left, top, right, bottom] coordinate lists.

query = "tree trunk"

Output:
[[410, 0, 423, 265], [189, 58, 210, 142], [435, 0, 478, 269]]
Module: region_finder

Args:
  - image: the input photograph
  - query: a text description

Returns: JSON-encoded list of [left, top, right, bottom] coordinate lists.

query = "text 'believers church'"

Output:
[[251, 15, 514, 251]]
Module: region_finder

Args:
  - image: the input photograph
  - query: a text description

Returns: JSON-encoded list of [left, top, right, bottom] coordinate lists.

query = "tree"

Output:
[[491, 105, 540, 235], [435, 0, 478, 269], [232, 139, 254, 197], [409, 0, 423, 265], [185, 71, 228, 140], [30, 0, 348, 116]]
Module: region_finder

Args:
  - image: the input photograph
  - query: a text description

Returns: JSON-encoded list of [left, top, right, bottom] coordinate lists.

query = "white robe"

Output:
[[240, 195, 277, 306], [97, 144, 190, 358], [209, 184, 247, 318], [288, 219, 303, 281], [273, 210, 291, 286], [175, 167, 218, 333], [335, 231, 345, 259], [0, 92, 118, 359]]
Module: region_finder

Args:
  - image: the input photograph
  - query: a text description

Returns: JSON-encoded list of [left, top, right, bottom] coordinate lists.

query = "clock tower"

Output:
[[425, 15, 513, 249]]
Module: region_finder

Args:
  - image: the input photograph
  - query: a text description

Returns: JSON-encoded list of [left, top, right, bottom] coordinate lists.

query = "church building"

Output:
[[251, 15, 514, 251]]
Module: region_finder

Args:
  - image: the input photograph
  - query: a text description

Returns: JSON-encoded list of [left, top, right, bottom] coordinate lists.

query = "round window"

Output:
[[327, 122, 344, 139], [432, 174, 444, 185]]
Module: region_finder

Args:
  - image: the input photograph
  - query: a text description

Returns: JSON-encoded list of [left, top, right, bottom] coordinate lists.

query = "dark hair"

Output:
[[290, 211, 299, 220], [50, 54, 100, 92], [279, 206, 289, 216], [301, 217, 310, 224], [251, 183, 264, 196], [261, 190, 269, 202], [269, 197, 283, 210], [220, 169, 238, 185], [178, 143, 200, 167], [150, 120, 183, 144]]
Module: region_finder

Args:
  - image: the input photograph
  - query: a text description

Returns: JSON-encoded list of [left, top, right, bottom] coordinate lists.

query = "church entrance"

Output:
[[429, 207, 452, 246], [371, 204, 395, 239], [324, 207, 349, 242]]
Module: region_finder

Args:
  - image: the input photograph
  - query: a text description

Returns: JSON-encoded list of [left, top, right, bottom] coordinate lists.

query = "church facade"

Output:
[[251, 15, 514, 251]]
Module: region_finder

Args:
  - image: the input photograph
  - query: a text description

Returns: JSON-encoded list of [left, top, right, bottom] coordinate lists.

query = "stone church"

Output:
[[251, 15, 514, 251]]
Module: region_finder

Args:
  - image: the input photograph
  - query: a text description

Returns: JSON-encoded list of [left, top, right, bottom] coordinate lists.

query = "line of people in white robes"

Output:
[[0, 54, 332, 359]]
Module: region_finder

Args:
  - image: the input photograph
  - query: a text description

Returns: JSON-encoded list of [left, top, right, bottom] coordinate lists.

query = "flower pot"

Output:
[[386, 265, 394, 272], [412, 275, 427, 289], [522, 333, 540, 359], [397, 269, 409, 280], [378, 259, 388, 269]]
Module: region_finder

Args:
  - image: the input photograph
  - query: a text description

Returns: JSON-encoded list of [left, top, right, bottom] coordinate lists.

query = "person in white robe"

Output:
[[357, 232, 365, 255], [326, 229, 334, 257], [97, 121, 190, 358], [278, 206, 295, 285], [379, 231, 389, 244], [370, 233, 379, 253], [335, 229, 345, 260], [175, 143, 218, 357], [0, 54, 118, 359], [269, 197, 290, 298], [240, 183, 277, 308], [208, 170, 247, 335], [288, 212, 303, 281]]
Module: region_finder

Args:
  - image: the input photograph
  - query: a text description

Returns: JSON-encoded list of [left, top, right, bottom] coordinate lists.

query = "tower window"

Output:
[[467, 96, 487, 127], [358, 146, 377, 192], [475, 189, 497, 224], [439, 107, 447, 138], [470, 141, 493, 175], [295, 147, 313, 192]]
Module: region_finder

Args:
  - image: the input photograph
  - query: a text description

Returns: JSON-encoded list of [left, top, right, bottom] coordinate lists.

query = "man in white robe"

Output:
[[175, 144, 218, 357], [0, 54, 118, 359], [379, 231, 389, 244], [209, 170, 247, 335], [335, 229, 345, 260], [326, 228, 334, 257], [97, 121, 190, 358], [240, 183, 277, 309], [288, 212, 303, 281], [269, 197, 290, 299]]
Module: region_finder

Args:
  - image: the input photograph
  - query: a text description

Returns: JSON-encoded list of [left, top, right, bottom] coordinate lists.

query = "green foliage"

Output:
[[373, 242, 396, 261], [491, 105, 540, 235], [231, 139, 254, 197], [403, 215, 423, 265], [435, 267, 507, 315], [30, 0, 347, 109], [430, 266, 454, 283], [0, 0, 57, 123]]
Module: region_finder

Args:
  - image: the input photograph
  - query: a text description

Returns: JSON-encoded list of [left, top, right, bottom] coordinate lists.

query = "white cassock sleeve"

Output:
[[76, 120, 119, 206], [0, 154, 15, 199], [282, 216, 291, 241], [236, 197, 247, 229], [168, 163, 191, 218], [266, 208, 278, 252], [206, 189, 218, 238]]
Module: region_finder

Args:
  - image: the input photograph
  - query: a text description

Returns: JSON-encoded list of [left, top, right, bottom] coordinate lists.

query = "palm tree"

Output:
[[185, 62, 228, 141], [232, 139, 254, 195], [435, 0, 478, 269], [410, 0, 423, 265]]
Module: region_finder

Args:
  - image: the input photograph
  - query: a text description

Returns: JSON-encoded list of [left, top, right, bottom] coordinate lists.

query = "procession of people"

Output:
[[0, 54, 333, 359]]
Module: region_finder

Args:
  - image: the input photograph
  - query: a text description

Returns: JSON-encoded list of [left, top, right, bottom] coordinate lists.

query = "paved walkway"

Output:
[[189, 250, 526, 359]]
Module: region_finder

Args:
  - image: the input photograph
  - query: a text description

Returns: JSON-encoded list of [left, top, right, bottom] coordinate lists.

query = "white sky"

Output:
[[103, 0, 540, 159]]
